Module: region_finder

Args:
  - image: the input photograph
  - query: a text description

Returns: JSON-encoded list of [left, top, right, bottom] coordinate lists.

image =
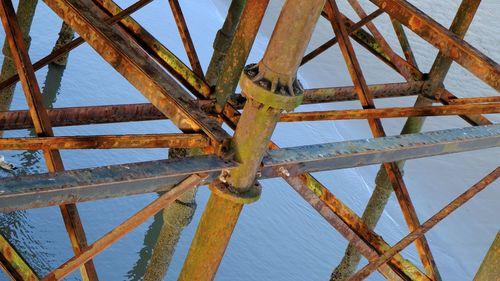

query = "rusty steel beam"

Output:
[[296, 81, 426, 104], [0, 235, 39, 281], [3, 125, 498, 212], [391, 18, 418, 68], [0, 0, 154, 93], [0, 133, 209, 150], [280, 103, 500, 122], [301, 8, 384, 66], [41, 174, 208, 281], [334, 2, 484, 278], [219, 105, 428, 279], [369, 0, 499, 91], [179, 1, 326, 279], [346, 0, 414, 80], [349, 167, 500, 281], [0, 103, 165, 131], [261, 124, 499, 178], [44, 0, 231, 148], [438, 89, 493, 127], [427, 0, 481, 94], [327, 1, 439, 277], [446, 96, 500, 105], [284, 174, 430, 281], [93, 0, 210, 99], [0, 81, 426, 131], [8, 96, 495, 132], [340, 12, 493, 128], [167, 0, 204, 79], [227, 81, 427, 108], [0, 155, 236, 212], [0, 0, 99, 279]]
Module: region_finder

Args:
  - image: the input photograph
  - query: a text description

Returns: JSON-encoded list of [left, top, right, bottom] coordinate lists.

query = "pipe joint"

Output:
[[209, 178, 262, 204], [240, 63, 303, 112]]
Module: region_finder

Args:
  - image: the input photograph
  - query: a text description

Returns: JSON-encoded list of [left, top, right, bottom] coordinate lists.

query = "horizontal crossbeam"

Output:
[[0, 155, 236, 212], [2, 124, 497, 212], [262, 124, 499, 178], [0, 134, 209, 150]]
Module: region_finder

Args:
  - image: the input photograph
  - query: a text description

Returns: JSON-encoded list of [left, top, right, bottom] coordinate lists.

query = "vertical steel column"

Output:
[[474, 231, 500, 281], [178, 1, 325, 280], [212, 0, 269, 112], [204, 0, 245, 86]]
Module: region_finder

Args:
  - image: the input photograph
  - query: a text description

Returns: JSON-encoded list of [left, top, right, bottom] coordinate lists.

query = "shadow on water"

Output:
[[125, 212, 163, 281]]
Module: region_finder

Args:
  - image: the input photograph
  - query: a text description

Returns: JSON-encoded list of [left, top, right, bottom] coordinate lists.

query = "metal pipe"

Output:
[[178, 1, 325, 280], [213, 0, 269, 112]]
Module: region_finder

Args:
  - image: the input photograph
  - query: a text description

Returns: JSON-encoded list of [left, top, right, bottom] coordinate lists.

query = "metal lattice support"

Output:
[[0, 0, 498, 280]]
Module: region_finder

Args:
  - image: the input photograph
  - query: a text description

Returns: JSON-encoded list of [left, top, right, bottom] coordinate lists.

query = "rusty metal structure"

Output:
[[0, 0, 498, 280]]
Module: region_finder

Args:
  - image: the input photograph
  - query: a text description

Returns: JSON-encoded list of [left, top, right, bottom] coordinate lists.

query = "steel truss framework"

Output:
[[0, 0, 498, 280]]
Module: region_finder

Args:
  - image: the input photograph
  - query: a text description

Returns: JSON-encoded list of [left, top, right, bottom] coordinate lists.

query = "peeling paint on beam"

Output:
[[2, 125, 498, 212], [0, 134, 210, 150], [261, 124, 500, 178], [369, 0, 500, 91], [42, 0, 229, 146], [0, 156, 236, 212]]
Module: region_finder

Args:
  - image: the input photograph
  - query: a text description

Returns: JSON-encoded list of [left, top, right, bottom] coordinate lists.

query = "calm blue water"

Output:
[[0, 0, 499, 280]]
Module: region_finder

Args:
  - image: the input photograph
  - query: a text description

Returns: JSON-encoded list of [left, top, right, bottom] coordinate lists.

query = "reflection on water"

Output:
[[126, 212, 163, 281], [0, 0, 499, 280]]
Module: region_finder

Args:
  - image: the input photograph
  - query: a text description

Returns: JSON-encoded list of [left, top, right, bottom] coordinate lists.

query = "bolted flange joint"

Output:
[[240, 63, 304, 112], [209, 178, 262, 204]]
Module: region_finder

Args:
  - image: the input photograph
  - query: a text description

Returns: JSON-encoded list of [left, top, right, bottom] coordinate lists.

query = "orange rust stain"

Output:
[[408, 16, 422, 30], [450, 47, 459, 60]]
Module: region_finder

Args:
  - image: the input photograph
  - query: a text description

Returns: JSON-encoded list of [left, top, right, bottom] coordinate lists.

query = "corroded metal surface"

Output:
[[179, 1, 325, 279], [0, 0, 98, 279], [0, 134, 210, 150], [0, 0, 498, 279], [262, 124, 499, 178], [326, 0, 440, 277], [0, 155, 236, 212], [0, 235, 39, 281], [349, 167, 500, 280], [369, 0, 499, 91], [43, 0, 229, 146], [3, 125, 497, 212], [284, 174, 430, 281], [41, 174, 208, 281], [213, 0, 269, 111], [280, 103, 500, 122]]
